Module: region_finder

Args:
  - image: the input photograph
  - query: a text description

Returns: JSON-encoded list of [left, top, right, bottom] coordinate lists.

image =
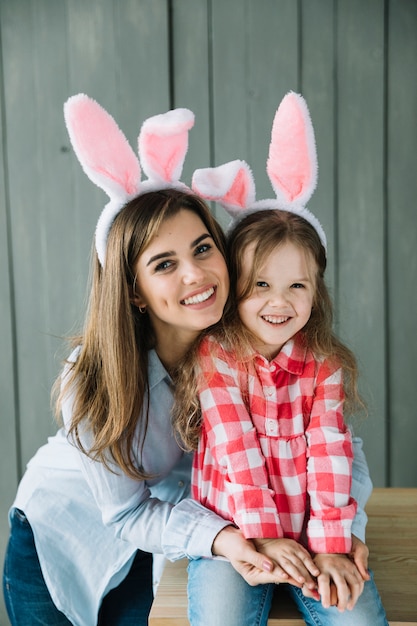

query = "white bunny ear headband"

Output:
[[64, 94, 195, 266], [192, 91, 327, 251]]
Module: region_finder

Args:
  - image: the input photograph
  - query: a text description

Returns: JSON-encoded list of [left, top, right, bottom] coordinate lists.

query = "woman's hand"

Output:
[[349, 534, 371, 581], [254, 537, 320, 592], [212, 525, 292, 586], [312, 552, 365, 611]]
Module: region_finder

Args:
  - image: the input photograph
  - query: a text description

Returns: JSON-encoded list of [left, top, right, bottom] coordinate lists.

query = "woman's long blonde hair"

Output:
[[173, 209, 365, 450], [54, 189, 227, 480]]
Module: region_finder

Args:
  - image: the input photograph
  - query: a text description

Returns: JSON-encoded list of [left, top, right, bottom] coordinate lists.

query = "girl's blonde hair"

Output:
[[174, 209, 365, 450], [54, 189, 227, 480]]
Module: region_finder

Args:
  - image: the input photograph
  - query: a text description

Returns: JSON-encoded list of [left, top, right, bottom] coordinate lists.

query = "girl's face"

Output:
[[133, 208, 229, 350], [237, 240, 316, 360]]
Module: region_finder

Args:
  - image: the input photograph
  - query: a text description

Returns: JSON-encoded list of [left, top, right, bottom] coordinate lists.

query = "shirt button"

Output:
[[178, 481, 184, 487], [266, 418, 278, 436], [270, 364, 276, 372]]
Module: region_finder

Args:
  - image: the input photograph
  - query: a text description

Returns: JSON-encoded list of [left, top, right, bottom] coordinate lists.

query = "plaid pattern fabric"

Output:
[[192, 334, 357, 553]]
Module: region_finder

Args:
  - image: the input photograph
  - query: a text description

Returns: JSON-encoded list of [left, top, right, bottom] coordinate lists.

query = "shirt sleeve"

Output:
[[196, 341, 283, 539], [305, 361, 357, 553], [350, 434, 373, 542], [60, 352, 230, 562]]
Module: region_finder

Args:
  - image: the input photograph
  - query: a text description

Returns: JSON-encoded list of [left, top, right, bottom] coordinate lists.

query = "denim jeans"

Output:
[[3, 508, 153, 626], [187, 557, 389, 626]]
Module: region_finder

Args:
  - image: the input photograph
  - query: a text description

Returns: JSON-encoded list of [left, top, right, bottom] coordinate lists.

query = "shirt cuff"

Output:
[[161, 498, 230, 561]]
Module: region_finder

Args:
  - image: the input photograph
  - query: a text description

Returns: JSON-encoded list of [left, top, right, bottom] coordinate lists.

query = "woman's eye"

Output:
[[256, 281, 268, 288], [195, 243, 212, 256], [154, 260, 174, 272]]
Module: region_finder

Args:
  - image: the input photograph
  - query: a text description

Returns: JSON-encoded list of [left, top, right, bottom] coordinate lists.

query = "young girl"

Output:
[[179, 92, 389, 625]]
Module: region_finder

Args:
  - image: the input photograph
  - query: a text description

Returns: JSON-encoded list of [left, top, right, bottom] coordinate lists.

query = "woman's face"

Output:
[[133, 208, 229, 349]]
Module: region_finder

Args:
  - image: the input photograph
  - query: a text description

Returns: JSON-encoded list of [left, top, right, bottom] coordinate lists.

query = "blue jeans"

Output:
[[187, 557, 389, 626], [3, 508, 153, 626]]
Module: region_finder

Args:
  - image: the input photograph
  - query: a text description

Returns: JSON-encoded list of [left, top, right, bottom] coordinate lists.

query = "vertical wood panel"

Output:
[[171, 0, 212, 191], [301, 0, 336, 290], [0, 13, 19, 626], [210, 0, 299, 226], [387, 0, 417, 486], [336, 0, 387, 484]]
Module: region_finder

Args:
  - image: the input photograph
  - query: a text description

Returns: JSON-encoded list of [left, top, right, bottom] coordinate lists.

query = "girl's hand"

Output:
[[313, 553, 365, 611], [254, 537, 320, 591], [212, 526, 292, 586]]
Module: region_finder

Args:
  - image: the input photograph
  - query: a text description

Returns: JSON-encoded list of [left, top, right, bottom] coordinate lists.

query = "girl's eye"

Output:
[[291, 283, 305, 289], [256, 281, 269, 288]]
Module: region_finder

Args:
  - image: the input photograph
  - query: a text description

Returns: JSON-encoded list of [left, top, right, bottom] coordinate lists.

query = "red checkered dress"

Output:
[[192, 334, 357, 554]]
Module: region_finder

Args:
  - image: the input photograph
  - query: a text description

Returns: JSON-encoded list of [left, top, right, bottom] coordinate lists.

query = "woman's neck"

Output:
[[155, 334, 197, 376]]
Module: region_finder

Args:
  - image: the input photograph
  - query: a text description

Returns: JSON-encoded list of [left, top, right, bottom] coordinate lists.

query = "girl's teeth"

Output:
[[183, 287, 214, 305], [263, 315, 289, 324]]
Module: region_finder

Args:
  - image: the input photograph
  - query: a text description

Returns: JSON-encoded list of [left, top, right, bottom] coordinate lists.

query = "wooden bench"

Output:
[[149, 488, 417, 625]]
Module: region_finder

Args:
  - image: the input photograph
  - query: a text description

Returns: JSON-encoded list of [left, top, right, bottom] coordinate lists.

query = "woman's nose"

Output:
[[181, 260, 205, 284]]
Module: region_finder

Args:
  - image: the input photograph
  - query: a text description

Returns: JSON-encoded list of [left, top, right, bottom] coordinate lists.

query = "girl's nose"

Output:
[[268, 290, 287, 306]]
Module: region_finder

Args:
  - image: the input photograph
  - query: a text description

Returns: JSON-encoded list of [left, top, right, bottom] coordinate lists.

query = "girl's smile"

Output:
[[238, 241, 316, 360]]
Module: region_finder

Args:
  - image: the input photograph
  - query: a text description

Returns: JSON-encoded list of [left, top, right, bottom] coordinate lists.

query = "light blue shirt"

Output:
[[11, 349, 372, 626]]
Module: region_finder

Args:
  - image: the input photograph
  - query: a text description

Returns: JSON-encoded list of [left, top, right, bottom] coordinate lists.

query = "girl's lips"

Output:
[[181, 286, 216, 306]]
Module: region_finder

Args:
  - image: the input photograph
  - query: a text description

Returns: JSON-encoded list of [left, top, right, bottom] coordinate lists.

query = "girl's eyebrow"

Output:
[[146, 233, 211, 266]]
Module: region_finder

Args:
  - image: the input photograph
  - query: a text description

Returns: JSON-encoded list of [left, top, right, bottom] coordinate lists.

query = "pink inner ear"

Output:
[[222, 167, 251, 208], [141, 132, 187, 182], [66, 96, 141, 196], [267, 94, 313, 203]]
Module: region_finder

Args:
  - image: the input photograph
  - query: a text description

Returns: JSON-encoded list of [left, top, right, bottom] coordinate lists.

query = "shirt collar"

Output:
[[252, 333, 308, 375], [273, 334, 308, 375], [148, 349, 172, 389]]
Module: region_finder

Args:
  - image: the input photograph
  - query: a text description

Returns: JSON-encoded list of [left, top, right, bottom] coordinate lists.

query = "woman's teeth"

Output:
[[182, 287, 215, 305]]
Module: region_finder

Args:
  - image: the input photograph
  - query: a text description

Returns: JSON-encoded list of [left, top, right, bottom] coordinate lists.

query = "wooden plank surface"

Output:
[[149, 489, 417, 625], [366, 488, 417, 623]]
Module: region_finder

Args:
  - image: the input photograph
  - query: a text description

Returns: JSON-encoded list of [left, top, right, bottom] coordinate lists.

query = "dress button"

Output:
[[178, 481, 184, 487]]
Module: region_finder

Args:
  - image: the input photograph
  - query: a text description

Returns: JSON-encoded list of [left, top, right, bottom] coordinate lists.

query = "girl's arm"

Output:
[[196, 341, 282, 539], [305, 361, 357, 554]]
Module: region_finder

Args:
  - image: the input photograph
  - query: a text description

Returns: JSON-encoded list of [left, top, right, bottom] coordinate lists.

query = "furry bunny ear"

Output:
[[64, 94, 141, 201], [64, 95, 197, 266], [266, 91, 318, 208], [192, 160, 255, 217], [139, 108, 194, 186]]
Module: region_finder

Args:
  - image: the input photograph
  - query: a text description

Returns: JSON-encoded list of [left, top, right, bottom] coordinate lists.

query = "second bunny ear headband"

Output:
[[192, 91, 327, 252], [64, 94, 195, 266]]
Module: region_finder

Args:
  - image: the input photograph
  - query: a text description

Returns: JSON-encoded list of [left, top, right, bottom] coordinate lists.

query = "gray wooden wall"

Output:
[[1, 0, 416, 623]]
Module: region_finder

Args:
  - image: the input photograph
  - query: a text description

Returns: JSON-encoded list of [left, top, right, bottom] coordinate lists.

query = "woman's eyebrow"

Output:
[[146, 233, 212, 266], [146, 251, 174, 266], [192, 233, 211, 247]]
